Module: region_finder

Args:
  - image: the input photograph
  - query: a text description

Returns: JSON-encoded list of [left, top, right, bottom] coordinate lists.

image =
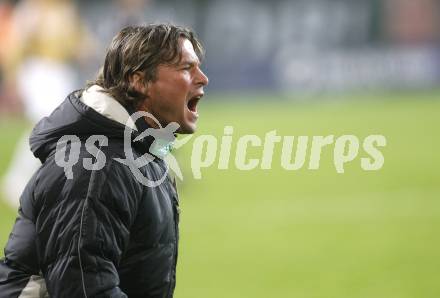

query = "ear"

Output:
[[129, 71, 148, 94]]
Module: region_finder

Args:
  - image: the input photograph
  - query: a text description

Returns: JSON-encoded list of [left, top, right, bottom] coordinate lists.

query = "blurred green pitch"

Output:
[[1, 91, 439, 298]]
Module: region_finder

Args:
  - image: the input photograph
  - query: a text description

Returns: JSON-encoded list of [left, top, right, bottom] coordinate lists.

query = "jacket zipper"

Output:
[[167, 176, 180, 298]]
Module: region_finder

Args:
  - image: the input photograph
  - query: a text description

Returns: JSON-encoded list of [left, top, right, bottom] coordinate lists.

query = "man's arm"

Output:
[[38, 159, 140, 297]]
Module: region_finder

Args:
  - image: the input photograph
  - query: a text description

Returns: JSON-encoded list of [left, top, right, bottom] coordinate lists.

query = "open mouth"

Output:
[[187, 95, 202, 113]]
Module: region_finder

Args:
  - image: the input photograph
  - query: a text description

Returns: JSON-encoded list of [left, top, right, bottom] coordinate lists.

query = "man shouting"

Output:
[[0, 23, 208, 297]]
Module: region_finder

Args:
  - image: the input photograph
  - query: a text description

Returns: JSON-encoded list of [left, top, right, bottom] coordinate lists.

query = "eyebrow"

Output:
[[178, 59, 200, 67]]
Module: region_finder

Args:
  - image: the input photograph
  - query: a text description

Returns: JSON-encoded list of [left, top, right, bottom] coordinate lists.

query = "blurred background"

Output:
[[0, 0, 439, 297]]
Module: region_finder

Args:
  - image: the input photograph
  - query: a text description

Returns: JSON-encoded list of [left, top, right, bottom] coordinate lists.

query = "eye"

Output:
[[181, 65, 192, 71]]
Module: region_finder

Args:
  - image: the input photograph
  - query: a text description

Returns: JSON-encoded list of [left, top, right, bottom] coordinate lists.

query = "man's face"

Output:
[[137, 38, 209, 134]]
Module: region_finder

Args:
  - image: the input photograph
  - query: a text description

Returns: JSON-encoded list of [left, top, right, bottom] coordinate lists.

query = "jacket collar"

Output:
[[81, 85, 173, 158], [81, 85, 137, 130]]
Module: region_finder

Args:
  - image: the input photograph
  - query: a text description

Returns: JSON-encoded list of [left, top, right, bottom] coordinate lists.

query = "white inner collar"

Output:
[[80, 85, 137, 130]]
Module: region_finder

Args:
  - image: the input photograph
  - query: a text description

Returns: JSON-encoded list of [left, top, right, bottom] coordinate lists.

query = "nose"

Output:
[[196, 67, 209, 87]]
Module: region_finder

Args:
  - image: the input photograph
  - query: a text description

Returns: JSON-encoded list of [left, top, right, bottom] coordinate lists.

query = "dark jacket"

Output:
[[0, 89, 180, 297]]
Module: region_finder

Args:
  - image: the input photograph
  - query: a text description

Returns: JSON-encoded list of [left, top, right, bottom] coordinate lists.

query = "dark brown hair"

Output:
[[90, 23, 205, 109]]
